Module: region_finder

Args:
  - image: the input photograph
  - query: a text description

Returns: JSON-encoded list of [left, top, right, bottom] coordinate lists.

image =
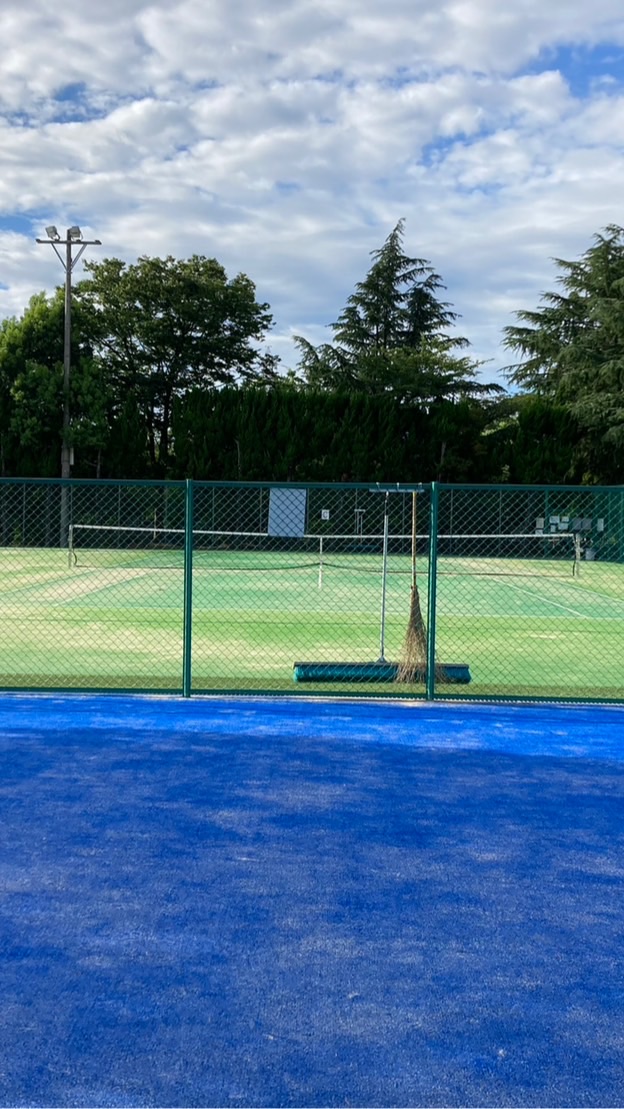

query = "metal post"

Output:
[[36, 226, 101, 547], [426, 483, 439, 700], [377, 493, 390, 663], [62, 235, 72, 479], [57, 237, 73, 548], [182, 478, 194, 697], [573, 531, 582, 577]]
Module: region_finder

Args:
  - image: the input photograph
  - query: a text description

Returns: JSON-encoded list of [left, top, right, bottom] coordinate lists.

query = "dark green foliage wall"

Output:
[[171, 386, 498, 483], [482, 396, 585, 486]]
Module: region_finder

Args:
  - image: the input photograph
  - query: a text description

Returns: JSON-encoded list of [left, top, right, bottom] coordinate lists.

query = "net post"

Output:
[[426, 483, 439, 700], [67, 523, 74, 569], [573, 532, 582, 577], [182, 479, 194, 697]]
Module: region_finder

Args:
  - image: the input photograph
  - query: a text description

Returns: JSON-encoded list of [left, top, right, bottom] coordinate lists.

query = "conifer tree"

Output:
[[295, 220, 489, 404], [504, 225, 624, 478]]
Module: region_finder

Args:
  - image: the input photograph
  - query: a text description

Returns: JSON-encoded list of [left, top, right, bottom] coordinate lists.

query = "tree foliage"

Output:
[[171, 385, 499, 483], [332, 219, 463, 356], [76, 254, 278, 469], [0, 291, 66, 475], [481, 395, 584, 485], [1, 232, 616, 485], [504, 225, 624, 478], [0, 290, 144, 477], [295, 220, 493, 404]]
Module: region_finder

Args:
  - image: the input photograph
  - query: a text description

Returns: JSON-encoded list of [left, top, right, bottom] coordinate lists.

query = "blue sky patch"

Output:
[[275, 181, 301, 194], [525, 42, 624, 97]]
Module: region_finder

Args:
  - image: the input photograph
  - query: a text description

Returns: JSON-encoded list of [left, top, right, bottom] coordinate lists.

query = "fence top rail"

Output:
[[191, 480, 430, 491], [0, 478, 430, 491], [436, 482, 624, 493], [0, 477, 622, 492], [0, 477, 187, 488]]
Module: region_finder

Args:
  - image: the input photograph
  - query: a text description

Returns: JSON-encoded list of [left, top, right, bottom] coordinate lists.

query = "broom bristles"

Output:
[[395, 583, 447, 684], [395, 584, 427, 683]]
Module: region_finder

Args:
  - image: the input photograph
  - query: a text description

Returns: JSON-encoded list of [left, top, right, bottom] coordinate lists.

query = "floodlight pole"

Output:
[[36, 226, 101, 546]]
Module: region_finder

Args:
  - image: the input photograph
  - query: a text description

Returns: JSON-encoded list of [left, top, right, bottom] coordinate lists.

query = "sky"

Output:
[[1, 0, 624, 386]]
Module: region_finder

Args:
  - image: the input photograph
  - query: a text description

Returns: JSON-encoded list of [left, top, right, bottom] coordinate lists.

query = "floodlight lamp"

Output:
[[68, 226, 82, 241], [45, 225, 60, 240]]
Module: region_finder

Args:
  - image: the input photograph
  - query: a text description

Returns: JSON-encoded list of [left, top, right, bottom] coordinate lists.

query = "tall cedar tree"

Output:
[[504, 225, 624, 481], [295, 220, 493, 404]]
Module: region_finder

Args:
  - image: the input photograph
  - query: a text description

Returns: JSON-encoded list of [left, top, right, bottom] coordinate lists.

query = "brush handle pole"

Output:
[[411, 491, 417, 592], [378, 494, 389, 662]]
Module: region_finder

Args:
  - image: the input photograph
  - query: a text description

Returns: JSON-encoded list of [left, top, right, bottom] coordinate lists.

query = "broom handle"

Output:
[[378, 494, 389, 662]]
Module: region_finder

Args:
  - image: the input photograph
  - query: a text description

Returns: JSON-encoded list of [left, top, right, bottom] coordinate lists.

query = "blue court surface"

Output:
[[1, 694, 624, 1108]]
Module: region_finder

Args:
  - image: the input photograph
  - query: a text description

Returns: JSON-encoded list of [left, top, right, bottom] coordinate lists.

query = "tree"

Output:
[[76, 254, 278, 471], [295, 220, 491, 404], [0, 291, 67, 475], [504, 226, 624, 481], [332, 220, 462, 355], [0, 290, 128, 478]]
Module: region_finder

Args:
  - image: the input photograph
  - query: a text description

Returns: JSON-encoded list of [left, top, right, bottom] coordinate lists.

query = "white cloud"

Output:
[[1, 0, 624, 385]]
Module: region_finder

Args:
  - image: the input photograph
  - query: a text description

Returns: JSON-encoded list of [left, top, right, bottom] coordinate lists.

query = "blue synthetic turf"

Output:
[[0, 694, 623, 1107]]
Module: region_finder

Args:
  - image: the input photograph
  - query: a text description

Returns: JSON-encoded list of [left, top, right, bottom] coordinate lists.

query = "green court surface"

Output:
[[0, 546, 621, 699]]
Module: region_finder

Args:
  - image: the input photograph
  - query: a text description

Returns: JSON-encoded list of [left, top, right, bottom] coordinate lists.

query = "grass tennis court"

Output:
[[0, 543, 622, 699]]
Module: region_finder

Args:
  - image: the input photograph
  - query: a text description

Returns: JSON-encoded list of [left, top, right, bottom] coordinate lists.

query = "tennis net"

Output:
[[68, 524, 580, 577]]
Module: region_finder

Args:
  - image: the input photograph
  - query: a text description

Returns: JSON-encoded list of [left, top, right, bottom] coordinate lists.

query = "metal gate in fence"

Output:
[[0, 478, 621, 703]]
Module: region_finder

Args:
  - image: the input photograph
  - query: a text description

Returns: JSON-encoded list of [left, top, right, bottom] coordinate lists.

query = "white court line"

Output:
[[569, 582, 624, 609], [437, 610, 624, 621], [497, 578, 592, 619]]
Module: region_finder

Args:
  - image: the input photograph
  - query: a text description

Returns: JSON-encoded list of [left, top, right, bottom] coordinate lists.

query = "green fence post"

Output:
[[426, 482, 439, 701], [182, 478, 194, 697]]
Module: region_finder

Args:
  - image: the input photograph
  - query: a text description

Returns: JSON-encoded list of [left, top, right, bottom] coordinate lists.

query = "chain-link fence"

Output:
[[0, 478, 621, 701], [0, 480, 187, 691], [189, 481, 430, 694], [434, 484, 624, 702]]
